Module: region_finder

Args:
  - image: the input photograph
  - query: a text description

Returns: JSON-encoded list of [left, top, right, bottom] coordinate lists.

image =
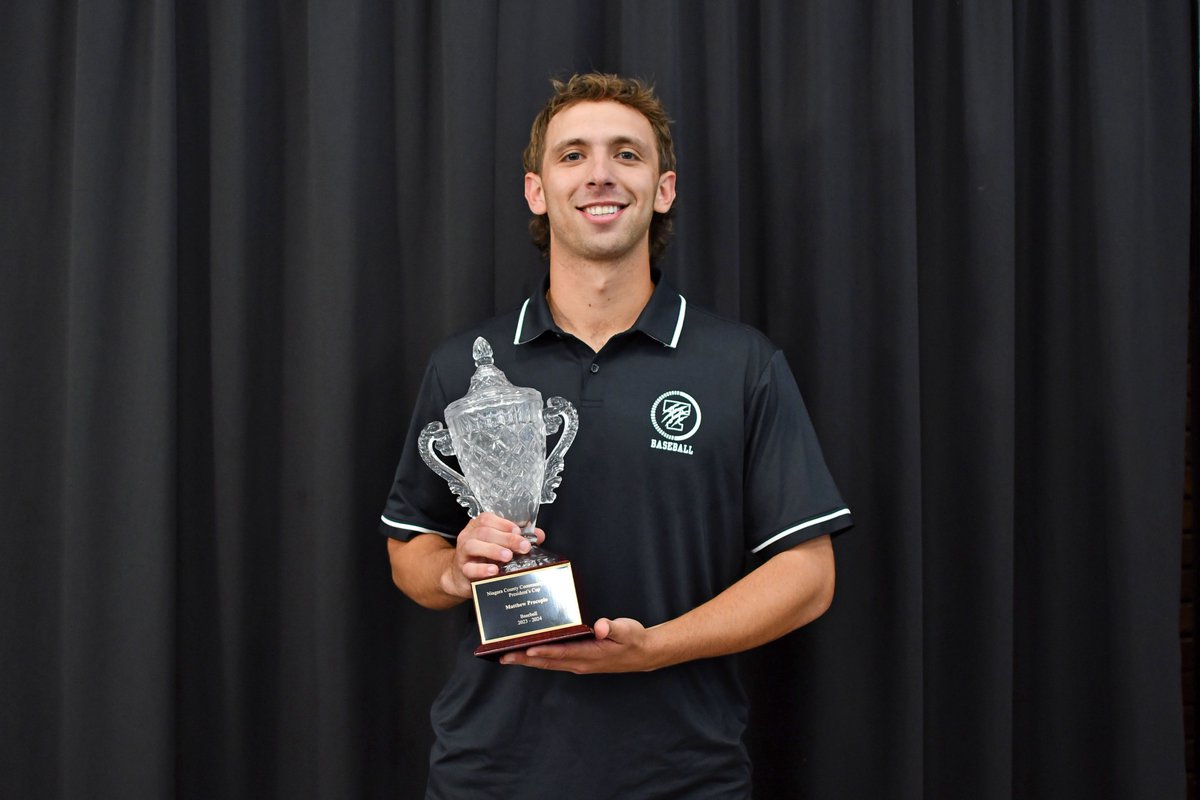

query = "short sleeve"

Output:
[[379, 360, 470, 542], [743, 350, 853, 557]]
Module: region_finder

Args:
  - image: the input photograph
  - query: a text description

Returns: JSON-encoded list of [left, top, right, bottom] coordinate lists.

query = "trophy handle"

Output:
[[417, 422, 481, 517], [541, 396, 578, 504]]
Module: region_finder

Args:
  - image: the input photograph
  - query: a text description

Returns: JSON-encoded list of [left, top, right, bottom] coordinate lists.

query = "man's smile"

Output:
[[578, 202, 628, 219]]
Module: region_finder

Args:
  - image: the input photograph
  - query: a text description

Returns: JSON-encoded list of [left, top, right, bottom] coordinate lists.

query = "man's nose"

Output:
[[587, 158, 614, 186]]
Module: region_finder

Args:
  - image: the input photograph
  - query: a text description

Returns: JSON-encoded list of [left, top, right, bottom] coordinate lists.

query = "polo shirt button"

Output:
[[589, 363, 600, 374]]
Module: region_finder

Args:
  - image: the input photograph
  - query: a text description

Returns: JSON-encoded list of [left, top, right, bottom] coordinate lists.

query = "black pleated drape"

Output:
[[1, 2, 1192, 798]]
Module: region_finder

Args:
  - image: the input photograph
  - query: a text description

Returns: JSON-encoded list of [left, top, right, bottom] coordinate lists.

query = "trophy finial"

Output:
[[472, 337, 494, 366]]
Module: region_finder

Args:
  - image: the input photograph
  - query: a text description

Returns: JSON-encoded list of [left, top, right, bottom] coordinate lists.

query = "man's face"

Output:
[[525, 101, 676, 265]]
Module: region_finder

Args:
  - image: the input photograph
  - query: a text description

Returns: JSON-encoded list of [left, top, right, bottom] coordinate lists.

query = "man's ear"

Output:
[[524, 172, 546, 214], [654, 171, 677, 214]]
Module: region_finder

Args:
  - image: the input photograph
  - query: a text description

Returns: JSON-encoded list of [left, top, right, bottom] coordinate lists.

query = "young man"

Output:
[[382, 73, 852, 799]]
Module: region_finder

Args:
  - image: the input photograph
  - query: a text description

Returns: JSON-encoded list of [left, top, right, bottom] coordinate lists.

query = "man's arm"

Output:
[[387, 512, 544, 610], [499, 534, 835, 673]]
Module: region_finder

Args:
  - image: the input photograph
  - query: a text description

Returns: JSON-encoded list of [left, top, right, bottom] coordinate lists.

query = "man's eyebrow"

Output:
[[608, 135, 649, 150], [550, 137, 588, 153]]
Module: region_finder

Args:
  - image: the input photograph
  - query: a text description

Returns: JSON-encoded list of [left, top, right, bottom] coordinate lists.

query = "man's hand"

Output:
[[387, 515, 545, 609], [499, 617, 661, 674], [440, 513, 545, 599]]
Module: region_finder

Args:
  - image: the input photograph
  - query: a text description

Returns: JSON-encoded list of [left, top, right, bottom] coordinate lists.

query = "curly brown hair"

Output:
[[523, 73, 677, 263]]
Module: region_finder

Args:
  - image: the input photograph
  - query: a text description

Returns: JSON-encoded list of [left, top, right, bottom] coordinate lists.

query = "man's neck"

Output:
[[546, 255, 654, 353]]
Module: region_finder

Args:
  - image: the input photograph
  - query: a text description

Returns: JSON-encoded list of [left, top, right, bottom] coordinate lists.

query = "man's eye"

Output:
[[616, 151, 638, 160], [563, 152, 583, 162]]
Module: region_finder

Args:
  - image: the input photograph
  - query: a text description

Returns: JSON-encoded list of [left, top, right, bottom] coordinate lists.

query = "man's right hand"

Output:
[[440, 513, 545, 599]]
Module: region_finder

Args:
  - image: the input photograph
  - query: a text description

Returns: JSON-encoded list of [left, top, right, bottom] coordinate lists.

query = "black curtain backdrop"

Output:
[[1, 2, 1193, 798]]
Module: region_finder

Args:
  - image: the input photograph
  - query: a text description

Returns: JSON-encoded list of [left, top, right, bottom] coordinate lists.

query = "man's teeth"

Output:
[[585, 205, 621, 216]]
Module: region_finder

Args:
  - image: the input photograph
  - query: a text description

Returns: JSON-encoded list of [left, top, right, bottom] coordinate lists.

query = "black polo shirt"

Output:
[[381, 271, 852, 799]]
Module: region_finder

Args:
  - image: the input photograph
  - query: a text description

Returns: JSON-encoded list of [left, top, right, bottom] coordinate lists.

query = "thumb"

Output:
[[592, 618, 613, 640]]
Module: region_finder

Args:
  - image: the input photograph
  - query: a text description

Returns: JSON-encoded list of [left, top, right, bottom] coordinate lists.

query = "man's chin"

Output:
[[551, 231, 650, 265]]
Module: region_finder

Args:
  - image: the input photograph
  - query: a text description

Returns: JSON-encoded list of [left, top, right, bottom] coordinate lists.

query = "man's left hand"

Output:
[[499, 617, 661, 674]]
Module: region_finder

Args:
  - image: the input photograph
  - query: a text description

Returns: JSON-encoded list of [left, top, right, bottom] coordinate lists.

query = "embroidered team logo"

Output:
[[650, 391, 701, 455]]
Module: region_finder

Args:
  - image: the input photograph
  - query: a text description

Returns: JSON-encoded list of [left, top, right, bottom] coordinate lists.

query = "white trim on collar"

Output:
[[513, 298, 532, 344], [513, 290, 686, 347], [668, 294, 687, 348]]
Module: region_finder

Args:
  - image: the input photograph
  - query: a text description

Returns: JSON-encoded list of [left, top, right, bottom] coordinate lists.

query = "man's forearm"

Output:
[[387, 534, 468, 610], [503, 534, 836, 674], [644, 534, 835, 669]]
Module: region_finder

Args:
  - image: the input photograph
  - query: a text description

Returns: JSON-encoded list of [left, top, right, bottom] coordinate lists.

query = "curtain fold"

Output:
[[2, 1, 179, 797], [911, 3, 1017, 796], [1, 1, 1191, 797]]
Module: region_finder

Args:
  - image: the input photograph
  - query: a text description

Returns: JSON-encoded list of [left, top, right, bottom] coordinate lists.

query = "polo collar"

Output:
[[512, 268, 688, 348]]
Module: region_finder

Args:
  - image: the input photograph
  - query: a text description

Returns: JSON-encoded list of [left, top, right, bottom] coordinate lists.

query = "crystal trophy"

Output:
[[418, 337, 592, 657]]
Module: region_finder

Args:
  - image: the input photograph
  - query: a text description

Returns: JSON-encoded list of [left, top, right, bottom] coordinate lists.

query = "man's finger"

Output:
[[462, 561, 501, 580], [458, 537, 513, 564]]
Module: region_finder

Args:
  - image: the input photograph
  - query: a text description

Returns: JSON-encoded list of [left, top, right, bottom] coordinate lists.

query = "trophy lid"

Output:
[[445, 337, 541, 417]]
